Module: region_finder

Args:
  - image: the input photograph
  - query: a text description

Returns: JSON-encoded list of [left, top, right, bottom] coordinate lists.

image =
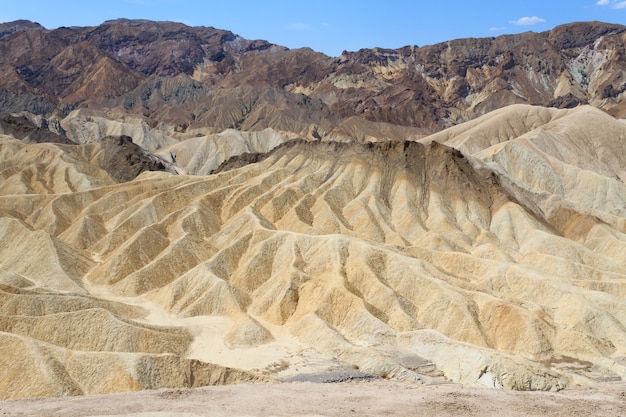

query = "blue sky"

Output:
[[2, 0, 626, 56]]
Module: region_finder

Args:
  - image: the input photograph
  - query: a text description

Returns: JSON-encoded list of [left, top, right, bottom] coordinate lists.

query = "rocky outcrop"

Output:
[[0, 113, 73, 144], [95, 135, 173, 182]]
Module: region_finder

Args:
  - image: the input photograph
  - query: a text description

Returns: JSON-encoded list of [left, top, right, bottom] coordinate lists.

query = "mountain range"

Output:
[[1, 19, 625, 137], [0, 19, 625, 400]]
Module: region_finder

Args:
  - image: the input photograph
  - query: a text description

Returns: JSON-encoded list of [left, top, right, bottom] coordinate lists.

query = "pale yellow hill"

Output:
[[59, 110, 300, 176], [328, 116, 430, 143], [155, 128, 297, 175], [0, 134, 116, 194], [0, 105, 624, 399], [422, 105, 626, 232], [61, 109, 178, 153], [0, 332, 265, 400]]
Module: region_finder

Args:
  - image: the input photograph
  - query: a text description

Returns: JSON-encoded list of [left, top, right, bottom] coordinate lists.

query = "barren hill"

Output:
[[0, 17, 624, 401], [0, 103, 624, 399]]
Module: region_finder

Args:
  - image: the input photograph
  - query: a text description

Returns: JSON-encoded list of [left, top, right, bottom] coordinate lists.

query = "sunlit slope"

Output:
[[155, 128, 296, 175], [423, 104, 626, 231], [0, 112, 624, 399]]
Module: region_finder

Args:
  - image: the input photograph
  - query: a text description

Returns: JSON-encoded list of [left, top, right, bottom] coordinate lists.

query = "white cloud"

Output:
[[489, 27, 505, 31], [596, 0, 626, 7], [509, 16, 546, 26]]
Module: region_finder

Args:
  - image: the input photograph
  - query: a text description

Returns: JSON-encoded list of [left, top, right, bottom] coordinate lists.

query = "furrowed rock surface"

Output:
[[0, 104, 624, 399], [155, 128, 297, 175]]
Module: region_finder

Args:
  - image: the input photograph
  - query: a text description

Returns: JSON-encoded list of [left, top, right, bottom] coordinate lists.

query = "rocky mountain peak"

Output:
[[0, 20, 45, 39]]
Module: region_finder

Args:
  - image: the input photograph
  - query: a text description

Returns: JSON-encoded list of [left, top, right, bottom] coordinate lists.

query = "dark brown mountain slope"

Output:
[[0, 19, 625, 136], [84, 19, 277, 77], [0, 20, 44, 39]]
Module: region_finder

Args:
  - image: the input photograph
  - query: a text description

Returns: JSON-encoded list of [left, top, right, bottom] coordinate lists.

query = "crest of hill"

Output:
[[420, 104, 626, 232], [329, 116, 431, 142], [155, 128, 297, 175], [447, 105, 624, 178], [0, 20, 44, 38]]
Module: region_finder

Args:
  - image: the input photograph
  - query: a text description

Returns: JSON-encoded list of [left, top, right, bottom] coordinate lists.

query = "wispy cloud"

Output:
[[286, 23, 312, 31], [596, 0, 626, 7], [489, 27, 506, 31], [509, 16, 546, 26]]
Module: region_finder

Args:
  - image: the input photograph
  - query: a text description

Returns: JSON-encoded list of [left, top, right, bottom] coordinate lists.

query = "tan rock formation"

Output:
[[156, 128, 297, 175], [0, 104, 624, 399]]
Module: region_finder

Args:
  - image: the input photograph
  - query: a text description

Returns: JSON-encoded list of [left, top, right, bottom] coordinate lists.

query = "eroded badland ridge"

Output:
[[0, 19, 625, 401]]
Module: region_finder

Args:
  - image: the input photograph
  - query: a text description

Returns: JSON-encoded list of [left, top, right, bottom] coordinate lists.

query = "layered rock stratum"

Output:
[[0, 18, 625, 401], [1, 19, 626, 136]]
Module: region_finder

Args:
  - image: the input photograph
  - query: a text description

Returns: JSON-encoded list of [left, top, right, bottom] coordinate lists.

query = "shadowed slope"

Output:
[[0, 131, 174, 194], [422, 104, 626, 233]]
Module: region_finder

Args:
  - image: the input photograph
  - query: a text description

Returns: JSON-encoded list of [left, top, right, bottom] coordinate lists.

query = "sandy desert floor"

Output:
[[1, 379, 625, 417]]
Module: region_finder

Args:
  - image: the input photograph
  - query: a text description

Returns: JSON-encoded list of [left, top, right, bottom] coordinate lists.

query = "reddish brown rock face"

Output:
[[0, 19, 625, 134]]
